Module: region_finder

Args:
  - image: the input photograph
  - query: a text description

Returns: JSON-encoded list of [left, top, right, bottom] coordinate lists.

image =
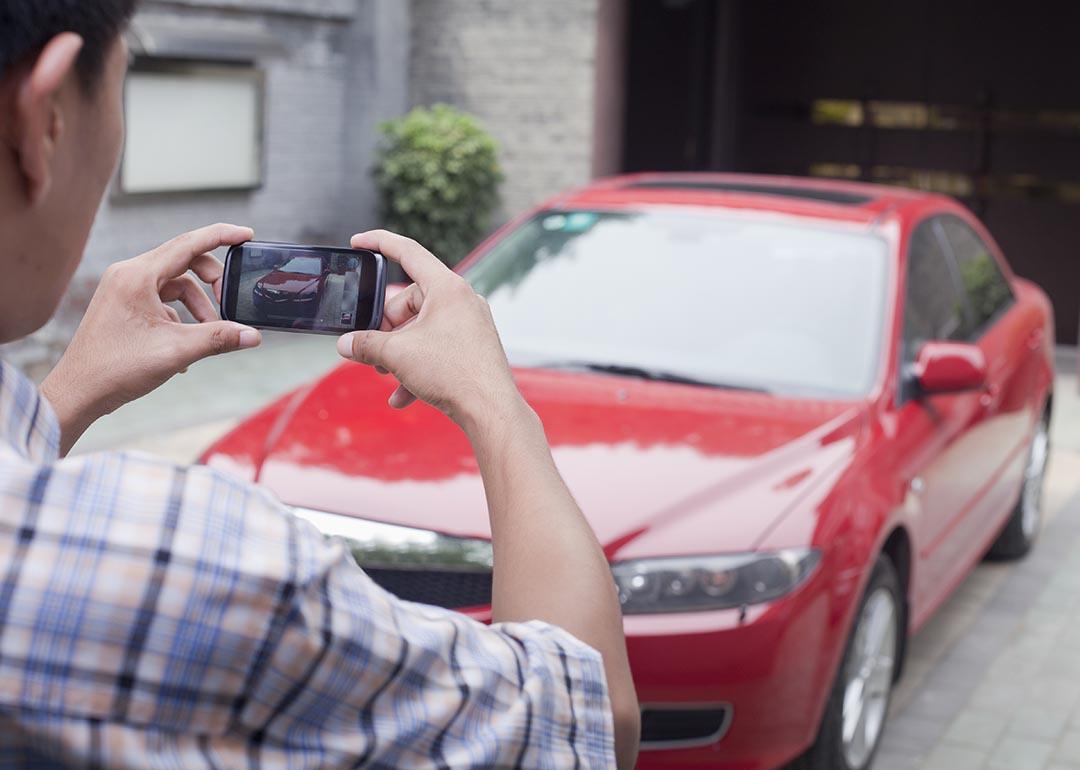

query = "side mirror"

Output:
[[911, 341, 988, 395]]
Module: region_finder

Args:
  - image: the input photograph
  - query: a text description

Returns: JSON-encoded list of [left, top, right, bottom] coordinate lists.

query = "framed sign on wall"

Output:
[[120, 60, 265, 195]]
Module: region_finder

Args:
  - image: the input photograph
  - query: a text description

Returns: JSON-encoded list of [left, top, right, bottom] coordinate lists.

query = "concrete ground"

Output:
[[72, 340, 1080, 770]]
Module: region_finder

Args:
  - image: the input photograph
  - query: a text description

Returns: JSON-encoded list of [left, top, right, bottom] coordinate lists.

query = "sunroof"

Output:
[[625, 180, 873, 206]]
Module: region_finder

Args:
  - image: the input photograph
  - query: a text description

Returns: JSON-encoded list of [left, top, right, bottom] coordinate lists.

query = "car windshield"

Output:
[[278, 256, 322, 275], [467, 210, 889, 398]]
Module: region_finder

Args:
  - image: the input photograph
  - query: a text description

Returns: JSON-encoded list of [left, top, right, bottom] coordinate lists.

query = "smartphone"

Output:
[[222, 241, 386, 334]]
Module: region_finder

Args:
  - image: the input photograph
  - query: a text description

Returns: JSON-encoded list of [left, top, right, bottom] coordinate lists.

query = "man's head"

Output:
[[0, 1, 137, 343]]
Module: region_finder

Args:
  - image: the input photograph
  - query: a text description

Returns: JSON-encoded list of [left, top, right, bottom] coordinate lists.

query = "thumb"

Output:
[[388, 383, 417, 410], [176, 321, 261, 365], [338, 330, 396, 369]]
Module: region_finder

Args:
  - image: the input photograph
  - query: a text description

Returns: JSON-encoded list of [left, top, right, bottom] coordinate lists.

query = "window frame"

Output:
[[117, 57, 266, 197]]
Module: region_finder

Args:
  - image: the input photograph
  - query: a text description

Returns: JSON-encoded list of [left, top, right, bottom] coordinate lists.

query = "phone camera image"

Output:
[[228, 245, 380, 333]]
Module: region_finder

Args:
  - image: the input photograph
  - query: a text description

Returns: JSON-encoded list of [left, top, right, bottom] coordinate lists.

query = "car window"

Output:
[[939, 216, 1014, 337], [901, 218, 966, 366], [467, 210, 889, 398]]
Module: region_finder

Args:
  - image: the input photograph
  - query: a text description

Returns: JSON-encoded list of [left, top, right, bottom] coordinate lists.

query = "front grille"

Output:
[[640, 704, 733, 750], [365, 566, 493, 609]]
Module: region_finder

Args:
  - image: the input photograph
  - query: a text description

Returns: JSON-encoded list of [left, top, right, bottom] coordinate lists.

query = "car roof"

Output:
[[546, 172, 951, 227]]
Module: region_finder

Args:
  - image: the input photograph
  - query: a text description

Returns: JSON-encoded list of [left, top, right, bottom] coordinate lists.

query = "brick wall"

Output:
[[4, 0, 409, 376], [409, 0, 602, 221], [5, 0, 610, 376]]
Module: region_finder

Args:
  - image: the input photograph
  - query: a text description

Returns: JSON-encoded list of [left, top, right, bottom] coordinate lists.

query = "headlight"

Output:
[[293, 507, 493, 570], [612, 549, 820, 615]]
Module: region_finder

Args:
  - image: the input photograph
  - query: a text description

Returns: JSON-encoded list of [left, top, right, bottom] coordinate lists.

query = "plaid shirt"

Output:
[[0, 361, 614, 769]]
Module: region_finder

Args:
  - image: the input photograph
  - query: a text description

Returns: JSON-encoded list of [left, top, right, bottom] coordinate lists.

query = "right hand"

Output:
[[336, 230, 524, 430]]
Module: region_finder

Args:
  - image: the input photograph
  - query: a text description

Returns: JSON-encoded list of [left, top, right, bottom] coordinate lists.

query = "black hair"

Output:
[[0, 0, 138, 90]]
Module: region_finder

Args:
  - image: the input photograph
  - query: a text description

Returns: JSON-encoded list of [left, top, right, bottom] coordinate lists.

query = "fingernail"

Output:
[[238, 328, 261, 349], [337, 333, 355, 359]]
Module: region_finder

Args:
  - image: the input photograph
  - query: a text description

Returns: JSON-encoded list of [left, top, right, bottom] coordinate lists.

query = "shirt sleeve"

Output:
[[0, 366, 60, 464], [241, 513, 616, 769], [0, 449, 615, 769]]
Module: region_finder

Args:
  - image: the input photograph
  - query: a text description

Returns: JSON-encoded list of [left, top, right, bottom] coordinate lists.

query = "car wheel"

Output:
[[792, 556, 901, 770], [987, 408, 1051, 561]]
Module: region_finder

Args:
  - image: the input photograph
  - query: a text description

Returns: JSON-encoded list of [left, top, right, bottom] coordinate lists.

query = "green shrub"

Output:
[[374, 104, 503, 267]]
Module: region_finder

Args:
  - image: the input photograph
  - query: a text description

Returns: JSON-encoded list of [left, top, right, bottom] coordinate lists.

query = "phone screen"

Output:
[[224, 243, 384, 333]]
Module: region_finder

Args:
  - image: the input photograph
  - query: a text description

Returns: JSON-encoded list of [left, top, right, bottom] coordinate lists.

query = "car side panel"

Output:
[[915, 220, 1049, 617], [879, 203, 1042, 627]]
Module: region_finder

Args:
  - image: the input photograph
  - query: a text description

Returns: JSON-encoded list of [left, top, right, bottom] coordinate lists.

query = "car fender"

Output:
[[756, 432, 913, 749]]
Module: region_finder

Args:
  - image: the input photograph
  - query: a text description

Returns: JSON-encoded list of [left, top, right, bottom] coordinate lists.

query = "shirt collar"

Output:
[[0, 360, 61, 463]]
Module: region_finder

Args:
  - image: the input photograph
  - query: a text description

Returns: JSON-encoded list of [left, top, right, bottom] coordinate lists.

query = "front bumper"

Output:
[[627, 571, 837, 770], [284, 508, 841, 769]]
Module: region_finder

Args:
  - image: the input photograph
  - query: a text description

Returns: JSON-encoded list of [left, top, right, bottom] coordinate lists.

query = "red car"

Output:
[[252, 254, 328, 318], [202, 174, 1054, 770]]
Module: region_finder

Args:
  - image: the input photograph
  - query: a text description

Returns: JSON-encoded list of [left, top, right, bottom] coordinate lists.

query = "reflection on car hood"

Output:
[[212, 364, 866, 558], [257, 270, 319, 294]]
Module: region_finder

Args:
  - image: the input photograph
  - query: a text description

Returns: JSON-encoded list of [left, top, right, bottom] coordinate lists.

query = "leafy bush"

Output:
[[374, 104, 503, 267]]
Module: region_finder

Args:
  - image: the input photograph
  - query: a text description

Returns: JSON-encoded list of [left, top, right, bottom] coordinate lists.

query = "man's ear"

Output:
[[13, 33, 84, 207]]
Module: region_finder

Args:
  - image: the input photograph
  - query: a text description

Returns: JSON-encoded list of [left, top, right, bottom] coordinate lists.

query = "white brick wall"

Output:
[[409, 0, 602, 220]]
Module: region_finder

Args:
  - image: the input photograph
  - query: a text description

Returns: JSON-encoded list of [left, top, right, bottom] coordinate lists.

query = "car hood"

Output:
[[258, 271, 319, 294], [231, 364, 866, 559]]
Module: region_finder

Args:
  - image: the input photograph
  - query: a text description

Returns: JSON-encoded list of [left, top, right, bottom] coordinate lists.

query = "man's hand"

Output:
[[337, 230, 523, 431], [41, 223, 261, 455]]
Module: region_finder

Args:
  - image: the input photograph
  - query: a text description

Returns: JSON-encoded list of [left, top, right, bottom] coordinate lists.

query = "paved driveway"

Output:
[[73, 340, 1080, 770]]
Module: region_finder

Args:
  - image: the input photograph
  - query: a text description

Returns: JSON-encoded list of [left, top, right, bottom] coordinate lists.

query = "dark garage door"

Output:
[[623, 0, 1080, 344]]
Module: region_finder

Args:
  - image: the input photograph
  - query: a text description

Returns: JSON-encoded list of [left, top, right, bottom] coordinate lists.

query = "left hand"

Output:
[[41, 223, 262, 455]]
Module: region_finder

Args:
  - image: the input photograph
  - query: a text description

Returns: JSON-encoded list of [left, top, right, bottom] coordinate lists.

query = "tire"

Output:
[[987, 408, 1051, 561], [791, 556, 902, 770]]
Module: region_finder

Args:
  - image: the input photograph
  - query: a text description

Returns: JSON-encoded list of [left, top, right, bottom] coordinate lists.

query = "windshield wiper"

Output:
[[528, 360, 769, 393]]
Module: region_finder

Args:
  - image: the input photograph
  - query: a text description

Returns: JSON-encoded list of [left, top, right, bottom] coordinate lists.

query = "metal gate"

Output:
[[623, 0, 1080, 343]]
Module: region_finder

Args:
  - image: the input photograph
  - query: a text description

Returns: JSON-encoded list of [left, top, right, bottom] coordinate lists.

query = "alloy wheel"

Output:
[[840, 587, 897, 769], [1021, 419, 1050, 540]]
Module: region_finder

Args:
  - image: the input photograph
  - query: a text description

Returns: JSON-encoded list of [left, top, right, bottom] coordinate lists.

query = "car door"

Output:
[[892, 217, 1000, 615], [937, 215, 1032, 534]]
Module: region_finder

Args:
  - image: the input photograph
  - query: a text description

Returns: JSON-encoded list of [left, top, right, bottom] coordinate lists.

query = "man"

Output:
[[0, 2, 640, 767]]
